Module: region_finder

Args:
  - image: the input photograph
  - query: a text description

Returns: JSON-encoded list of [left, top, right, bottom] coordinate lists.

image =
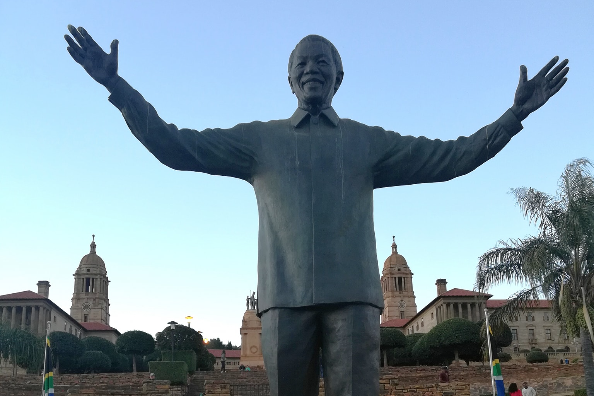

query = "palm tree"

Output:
[[475, 158, 594, 396]]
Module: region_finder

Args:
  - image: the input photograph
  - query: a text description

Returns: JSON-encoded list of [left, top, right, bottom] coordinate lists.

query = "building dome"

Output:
[[76, 235, 106, 272], [383, 237, 408, 271]]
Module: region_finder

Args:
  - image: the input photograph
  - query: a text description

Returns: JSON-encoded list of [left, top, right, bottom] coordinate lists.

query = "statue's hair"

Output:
[[288, 35, 343, 74]]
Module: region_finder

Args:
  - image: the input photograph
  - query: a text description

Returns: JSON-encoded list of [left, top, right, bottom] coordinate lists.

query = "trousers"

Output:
[[260, 304, 380, 396]]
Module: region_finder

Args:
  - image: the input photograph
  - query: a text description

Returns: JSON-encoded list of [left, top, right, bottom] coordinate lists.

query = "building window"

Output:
[[84, 314, 88, 322], [400, 312, 404, 319], [543, 313, 550, 321], [513, 346, 520, 352], [421, 318, 424, 327], [64, 322, 67, 331], [431, 313, 434, 320], [526, 312, 534, 322], [53, 316, 56, 323], [511, 329, 518, 340], [546, 329, 552, 340], [416, 322, 419, 330], [528, 328, 535, 340]]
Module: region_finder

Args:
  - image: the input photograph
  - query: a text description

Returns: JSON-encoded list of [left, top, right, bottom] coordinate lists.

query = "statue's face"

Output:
[[288, 40, 342, 107]]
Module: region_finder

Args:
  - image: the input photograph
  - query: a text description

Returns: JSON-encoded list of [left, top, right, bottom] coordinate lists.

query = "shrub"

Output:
[[574, 389, 586, 396], [78, 351, 111, 373], [161, 350, 197, 375], [196, 349, 215, 371], [530, 347, 542, 352], [149, 361, 188, 385], [544, 346, 555, 353], [82, 336, 120, 371], [498, 352, 512, 362], [526, 350, 549, 363]]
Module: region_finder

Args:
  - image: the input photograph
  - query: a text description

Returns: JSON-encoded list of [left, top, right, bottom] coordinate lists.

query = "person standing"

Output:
[[509, 383, 522, 396], [220, 350, 226, 373], [522, 382, 536, 396]]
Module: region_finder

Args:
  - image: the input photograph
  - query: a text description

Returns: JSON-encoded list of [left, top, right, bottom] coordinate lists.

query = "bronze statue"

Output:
[[65, 26, 568, 395]]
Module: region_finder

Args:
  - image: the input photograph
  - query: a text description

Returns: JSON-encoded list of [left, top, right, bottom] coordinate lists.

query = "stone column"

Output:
[[467, 303, 473, 321], [31, 306, 38, 335], [20, 306, 27, 330], [10, 306, 17, 329], [0, 306, 5, 325], [38, 307, 46, 334]]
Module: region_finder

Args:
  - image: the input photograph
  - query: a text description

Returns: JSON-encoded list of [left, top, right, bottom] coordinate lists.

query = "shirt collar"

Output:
[[290, 107, 340, 127]]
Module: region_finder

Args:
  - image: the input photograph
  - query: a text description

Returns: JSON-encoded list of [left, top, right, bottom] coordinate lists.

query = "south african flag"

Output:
[[492, 358, 505, 396], [42, 337, 54, 396]]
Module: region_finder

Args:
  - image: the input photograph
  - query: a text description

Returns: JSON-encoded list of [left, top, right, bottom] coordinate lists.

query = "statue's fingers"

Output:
[[79, 27, 100, 50], [547, 59, 569, 80], [64, 34, 82, 52], [550, 67, 569, 87], [110, 39, 119, 58], [549, 77, 567, 97], [518, 66, 527, 85], [537, 56, 559, 77], [67, 46, 85, 65], [68, 24, 87, 48]]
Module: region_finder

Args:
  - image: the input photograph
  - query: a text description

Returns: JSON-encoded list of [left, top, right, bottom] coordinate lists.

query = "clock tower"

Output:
[[70, 235, 111, 325], [380, 237, 417, 324]]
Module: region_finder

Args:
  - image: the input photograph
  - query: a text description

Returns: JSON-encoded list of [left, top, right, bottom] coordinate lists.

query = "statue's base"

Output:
[[239, 309, 265, 368]]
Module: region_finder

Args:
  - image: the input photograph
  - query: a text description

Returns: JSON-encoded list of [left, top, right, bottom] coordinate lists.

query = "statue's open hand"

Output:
[[65, 25, 119, 88], [512, 56, 568, 121]]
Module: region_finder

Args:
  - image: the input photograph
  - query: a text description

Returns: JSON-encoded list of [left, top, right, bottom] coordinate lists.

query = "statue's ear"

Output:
[[334, 72, 344, 94], [288, 76, 295, 94]]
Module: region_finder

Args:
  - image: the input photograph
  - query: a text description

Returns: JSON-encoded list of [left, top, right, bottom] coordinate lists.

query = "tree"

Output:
[[425, 318, 482, 366], [379, 328, 405, 367], [78, 351, 111, 373], [156, 324, 214, 371], [0, 325, 44, 375], [477, 320, 513, 361], [116, 330, 155, 373], [82, 336, 120, 372], [475, 158, 594, 396], [205, 338, 224, 349], [48, 331, 85, 375], [389, 333, 424, 366]]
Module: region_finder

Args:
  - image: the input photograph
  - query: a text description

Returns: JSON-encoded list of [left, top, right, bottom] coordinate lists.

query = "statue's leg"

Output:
[[320, 304, 380, 396], [261, 308, 321, 396]]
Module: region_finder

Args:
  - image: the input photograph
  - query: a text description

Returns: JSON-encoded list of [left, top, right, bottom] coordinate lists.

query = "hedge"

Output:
[[161, 350, 197, 375], [498, 352, 512, 362], [526, 350, 549, 363], [574, 389, 586, 396], [149, 361, 188, 385]]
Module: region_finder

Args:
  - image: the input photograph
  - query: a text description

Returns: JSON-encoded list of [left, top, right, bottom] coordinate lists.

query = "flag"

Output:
[[492, 359, 505, 396], [42, 337, 54, 396]]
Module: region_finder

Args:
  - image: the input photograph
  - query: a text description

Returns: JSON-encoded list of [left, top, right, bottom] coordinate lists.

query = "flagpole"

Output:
[[41, 321, 50, 396], [484, 308, 496, 396]]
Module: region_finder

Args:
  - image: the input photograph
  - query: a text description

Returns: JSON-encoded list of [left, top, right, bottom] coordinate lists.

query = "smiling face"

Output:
[[288, 38, 343, 110]]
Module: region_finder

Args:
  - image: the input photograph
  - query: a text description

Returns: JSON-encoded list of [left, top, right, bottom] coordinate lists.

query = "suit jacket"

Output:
[[108, 77, 523, 314]]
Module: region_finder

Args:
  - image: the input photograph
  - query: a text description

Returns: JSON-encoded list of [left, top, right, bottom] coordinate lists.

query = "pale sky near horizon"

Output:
[[1, 1, 593, 346]]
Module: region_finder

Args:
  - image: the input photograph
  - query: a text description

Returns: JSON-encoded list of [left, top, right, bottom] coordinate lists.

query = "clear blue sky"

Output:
[[1, 1, 592, 345]]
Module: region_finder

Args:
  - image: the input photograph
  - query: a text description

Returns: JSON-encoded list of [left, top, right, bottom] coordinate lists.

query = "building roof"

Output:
[[0, 290, 46, 300], [208, 349, 242, 358], [440, 288, 492, 297], [486, 299, 552, 309], [80, 322, 120, 333], [380, 318, 410, 328]]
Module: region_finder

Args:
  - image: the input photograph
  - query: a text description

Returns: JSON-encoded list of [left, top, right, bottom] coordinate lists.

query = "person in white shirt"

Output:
[[522, 382, 536, 396]]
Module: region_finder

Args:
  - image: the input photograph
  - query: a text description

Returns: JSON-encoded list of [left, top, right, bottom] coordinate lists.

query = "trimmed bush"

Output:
[[544, 347, 555, 353], [574, 389, 586, 396], [498, 352, 512, 362], [161, 350, 197, 374], [149, 361, 188, 385], [526, 350, 549, 363], [530, 347, 542, 352], [78, 351, 111, 373]]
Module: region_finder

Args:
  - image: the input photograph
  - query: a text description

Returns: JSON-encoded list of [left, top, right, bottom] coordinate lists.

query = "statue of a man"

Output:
[[65, 26, 568, 396], [250, 292, 256, 310], [246, 295, 250, 311]]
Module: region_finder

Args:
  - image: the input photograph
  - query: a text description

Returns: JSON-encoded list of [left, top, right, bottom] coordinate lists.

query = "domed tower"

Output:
[[70, 235, 110, 325], [380, 237, 417, 324]]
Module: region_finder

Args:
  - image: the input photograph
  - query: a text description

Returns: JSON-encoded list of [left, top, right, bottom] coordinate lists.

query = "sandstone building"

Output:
[[0, 236, 119, 343], [379, 239, 573, 353]]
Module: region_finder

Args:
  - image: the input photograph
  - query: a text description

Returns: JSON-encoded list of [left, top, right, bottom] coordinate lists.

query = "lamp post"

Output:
[[167, 321, 178, 361], [185, 316, 193, 328]]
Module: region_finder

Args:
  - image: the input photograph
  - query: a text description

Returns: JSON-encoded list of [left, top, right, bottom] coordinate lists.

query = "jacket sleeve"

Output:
[[371, 109, 523, 188], [108, 77, 258, 182]]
